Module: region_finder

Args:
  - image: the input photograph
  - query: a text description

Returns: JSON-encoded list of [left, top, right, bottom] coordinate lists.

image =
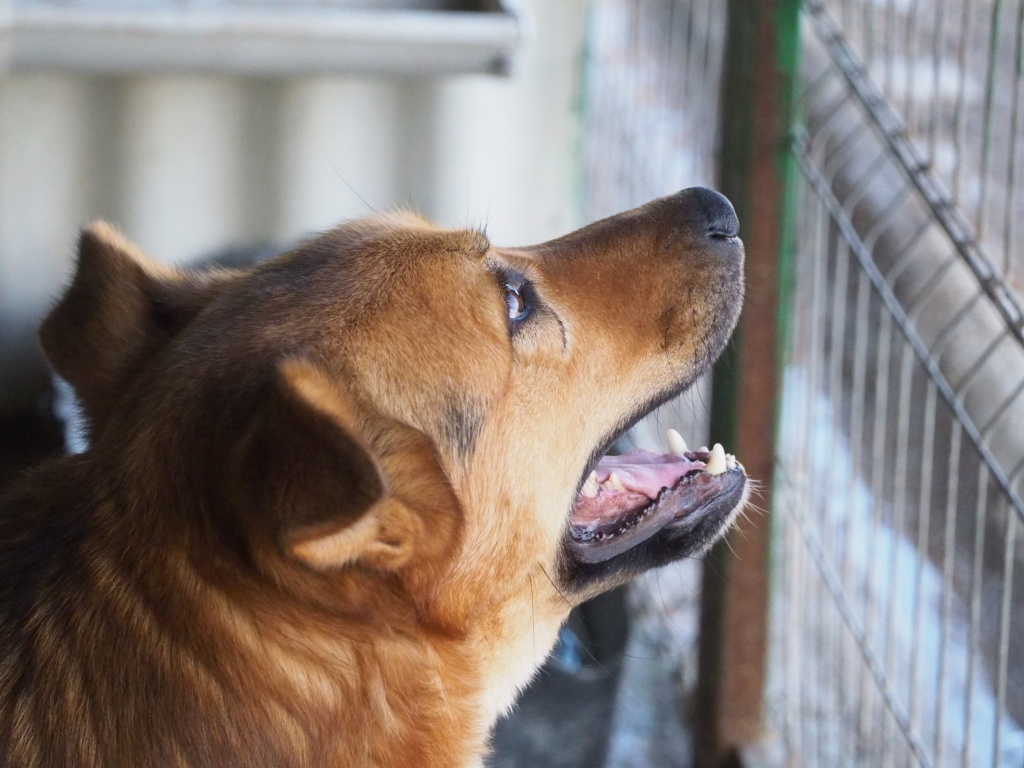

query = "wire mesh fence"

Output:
[[583, 0, 1024, 766], [768, 1, 1024, 765], [824, 0, 1024, 287]]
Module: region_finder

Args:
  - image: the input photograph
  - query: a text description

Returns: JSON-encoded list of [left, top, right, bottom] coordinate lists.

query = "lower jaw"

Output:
[[567, 494, 680, 563], [566, 469, 747, 565]]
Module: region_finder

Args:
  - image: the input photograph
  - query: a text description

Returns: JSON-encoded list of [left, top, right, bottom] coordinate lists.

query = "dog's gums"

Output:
[[567, 436, 746, 563]]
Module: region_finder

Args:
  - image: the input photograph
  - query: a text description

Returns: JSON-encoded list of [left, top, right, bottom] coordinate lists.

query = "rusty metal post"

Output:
[[695, 1, 801, 766]]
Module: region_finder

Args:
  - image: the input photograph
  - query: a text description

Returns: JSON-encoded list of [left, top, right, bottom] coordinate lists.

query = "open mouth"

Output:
[[567, 429, 747, 564]]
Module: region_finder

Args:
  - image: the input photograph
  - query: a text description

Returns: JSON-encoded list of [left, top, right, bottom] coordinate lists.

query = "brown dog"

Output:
[[0, 188, 747, 767]]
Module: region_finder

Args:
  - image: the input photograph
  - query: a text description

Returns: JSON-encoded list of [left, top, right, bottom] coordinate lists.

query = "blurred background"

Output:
[[2, 1, 1024, 766]]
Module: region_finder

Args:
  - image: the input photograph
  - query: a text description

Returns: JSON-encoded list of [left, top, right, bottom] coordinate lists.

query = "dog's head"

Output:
[[41, 188, 745, 717]]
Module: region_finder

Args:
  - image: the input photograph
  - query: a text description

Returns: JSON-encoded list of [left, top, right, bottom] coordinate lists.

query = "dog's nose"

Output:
[[677, 187, 739, 240]]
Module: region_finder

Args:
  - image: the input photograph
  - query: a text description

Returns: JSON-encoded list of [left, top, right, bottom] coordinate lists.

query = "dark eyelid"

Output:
[[496, 267, 528, 290]]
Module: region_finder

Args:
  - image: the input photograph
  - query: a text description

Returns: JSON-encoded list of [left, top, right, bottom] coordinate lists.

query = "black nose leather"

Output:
[[683, 186, 739, 239]]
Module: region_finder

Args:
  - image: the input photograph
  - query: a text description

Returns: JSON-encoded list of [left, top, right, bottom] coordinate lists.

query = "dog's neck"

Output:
[[5, 446, 570, 767], [1, 461, 499, 767]]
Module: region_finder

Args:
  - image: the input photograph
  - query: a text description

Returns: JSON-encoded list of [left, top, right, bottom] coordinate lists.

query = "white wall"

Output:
[[0, 0, 585, 414]]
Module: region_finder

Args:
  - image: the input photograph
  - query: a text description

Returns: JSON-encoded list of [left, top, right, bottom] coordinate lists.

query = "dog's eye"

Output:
[[504, 283, 530, 323]]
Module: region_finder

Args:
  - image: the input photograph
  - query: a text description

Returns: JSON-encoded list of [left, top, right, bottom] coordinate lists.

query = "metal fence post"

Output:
[[695, 1, 801, 766]]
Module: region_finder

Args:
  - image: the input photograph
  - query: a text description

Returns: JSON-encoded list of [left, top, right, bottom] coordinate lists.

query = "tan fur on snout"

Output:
[[1, 191, 745, 767]]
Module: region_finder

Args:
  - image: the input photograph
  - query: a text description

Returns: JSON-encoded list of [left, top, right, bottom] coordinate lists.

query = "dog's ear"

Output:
[[40, 222, 232, 436], [237, 357, 434, 572]]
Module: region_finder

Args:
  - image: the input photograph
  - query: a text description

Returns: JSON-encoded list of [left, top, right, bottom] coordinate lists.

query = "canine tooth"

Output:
[[605, 473, 625, 492], [581, 471, 599, 498], [705, 443, 727, 476], [666, 428, 688, 455]]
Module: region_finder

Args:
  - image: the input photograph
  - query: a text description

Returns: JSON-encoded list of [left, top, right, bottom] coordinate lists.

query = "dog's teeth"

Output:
[[725, 453, 737, 470], [705, 444, 727, 476], [605, 472, 625, 492], [666, 428, 688, 455], [581, 471, 599, 498]]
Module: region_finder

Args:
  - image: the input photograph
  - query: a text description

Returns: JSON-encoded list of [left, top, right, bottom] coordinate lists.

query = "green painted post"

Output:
[[695, 1, 801, 766]]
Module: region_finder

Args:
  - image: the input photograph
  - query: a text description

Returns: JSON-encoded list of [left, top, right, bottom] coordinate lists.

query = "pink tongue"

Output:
[[594, 449, 704, 499]]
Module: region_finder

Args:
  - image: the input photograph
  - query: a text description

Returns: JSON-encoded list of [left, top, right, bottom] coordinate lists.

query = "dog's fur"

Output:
[[0, 189, 745, 767]]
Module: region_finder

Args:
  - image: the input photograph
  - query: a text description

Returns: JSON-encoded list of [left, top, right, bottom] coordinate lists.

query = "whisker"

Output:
[[325, 154, 377, 214]]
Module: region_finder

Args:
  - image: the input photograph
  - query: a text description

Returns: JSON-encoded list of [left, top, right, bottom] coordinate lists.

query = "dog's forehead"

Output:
[[323, 214, 489, 263], [329, 217, 497, 320], [287, 216, 490, 302], [289, 217, 512, 440]]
